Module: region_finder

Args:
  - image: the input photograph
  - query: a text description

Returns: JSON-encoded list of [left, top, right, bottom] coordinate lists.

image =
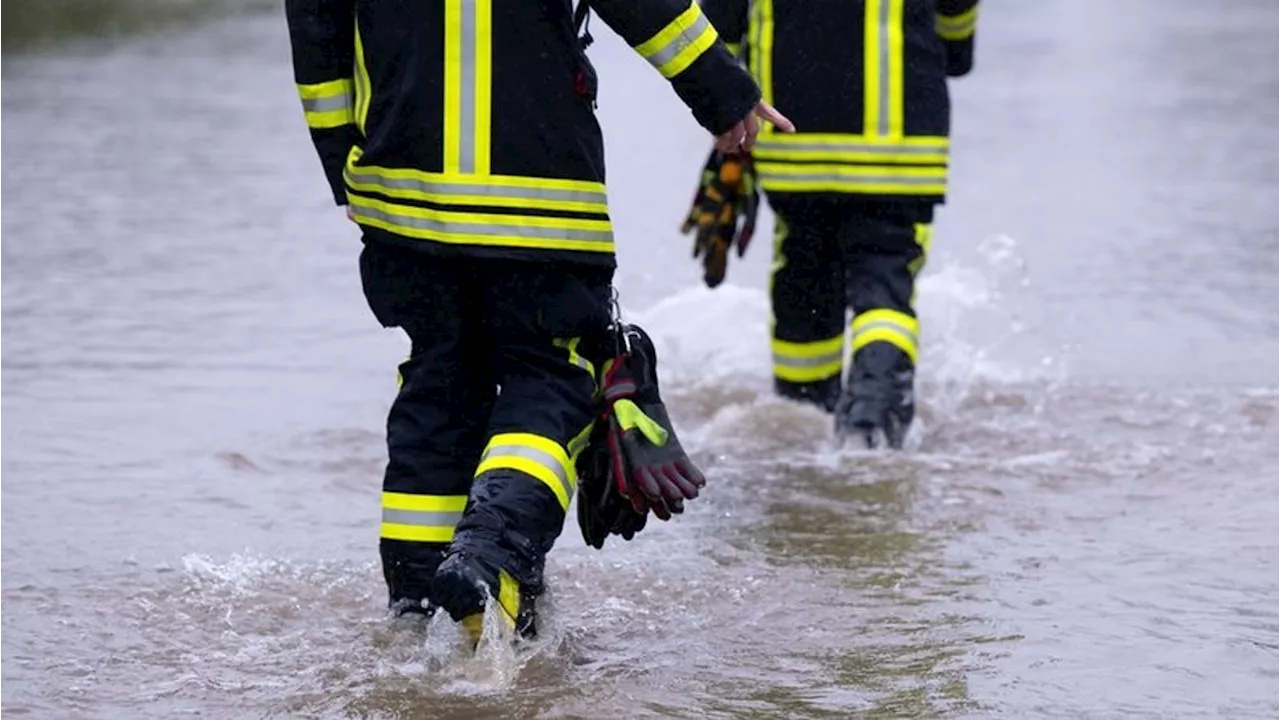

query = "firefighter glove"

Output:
[[575, 419, 648, 550], [599, 324, 706, 521], [680, 149, 759, 289]]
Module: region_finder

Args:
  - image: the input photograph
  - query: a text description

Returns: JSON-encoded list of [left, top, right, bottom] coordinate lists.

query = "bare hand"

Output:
[[714, 100, 795, 154]]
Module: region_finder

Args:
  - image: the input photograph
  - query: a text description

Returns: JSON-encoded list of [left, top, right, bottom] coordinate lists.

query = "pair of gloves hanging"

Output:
[[575, 323, 707, 549]]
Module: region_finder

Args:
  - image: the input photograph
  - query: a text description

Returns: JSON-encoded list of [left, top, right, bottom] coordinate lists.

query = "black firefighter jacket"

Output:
[[701, 0, 978, 203], [285, 0, 761, 265]]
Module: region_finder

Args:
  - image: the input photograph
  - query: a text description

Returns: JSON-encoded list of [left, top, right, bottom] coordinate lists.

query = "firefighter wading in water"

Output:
[[284, 0, 794, 637], [682, 0, 979, 449]]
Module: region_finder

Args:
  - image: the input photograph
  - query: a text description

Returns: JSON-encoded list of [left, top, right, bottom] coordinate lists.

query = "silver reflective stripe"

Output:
[[853, 320, 918, 346], [301, 94, 352, 113], [755, 140, 947, 158], [344, 168, 609, 206], [762, 172, 943, 187], [382, 508, 463, 527], [480, 444, 574, 498], [351, 204, 614, 244], [647, 12, 711, 71], [569, 354, 592, 374], [604, 381, 636, 400], [773, 351, 842, 369], [878, 0, 893, 136], [459, 0, 476, 173]]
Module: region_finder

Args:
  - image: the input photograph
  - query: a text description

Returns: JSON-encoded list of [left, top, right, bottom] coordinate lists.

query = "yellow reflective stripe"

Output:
[[886, 0, 905, 137], [568, 419, 594, 464], [345, 149, 610, 214], [907, 223, 932, 278], [774, 335, 844, 359], [757, 162, 946, 195], [758, 133, 948, 148], [303, 109, 353, 129], [908, 223, 932, 307], [379, 492, 467, 543], [634, 0, 720, 79], [772, 335, 844, 383], [476, 433, 576, 511], [381, 492, 468, 512], [767, 215, 789, 339], [297, 79, 353, 101], [748, 0, 775, 117], [496, 569, 522, 629], [863, 0, 882, 137], [851, 309, 919, 363], [348, 195, 614, 252], [769, 212, 789, 279], [381, 523, 457, 542], [297, 79, 354, 129], [555, 337, 599, 459], [864, 0, 905, 137], [444, 0, 462, 172], [936, 5, 978, 41], [555, 337, 595, 379], [353, 24, 371, 134], [754, 134, 949, 164], [724, 41, 741, 57], [474, 0, 492, 175], [444, 0, 492, 175]]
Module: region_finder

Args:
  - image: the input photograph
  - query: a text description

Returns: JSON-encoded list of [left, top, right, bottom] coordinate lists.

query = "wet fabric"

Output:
[[358, 236, 612, 604], [768, 194, 932, 406]]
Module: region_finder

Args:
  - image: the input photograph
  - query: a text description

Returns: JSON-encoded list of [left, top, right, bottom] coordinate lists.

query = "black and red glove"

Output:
[[575, 324, 707, 548]]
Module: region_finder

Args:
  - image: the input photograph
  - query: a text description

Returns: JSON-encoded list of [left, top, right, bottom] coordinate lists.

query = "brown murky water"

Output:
[[3, 1, 1277, 717]]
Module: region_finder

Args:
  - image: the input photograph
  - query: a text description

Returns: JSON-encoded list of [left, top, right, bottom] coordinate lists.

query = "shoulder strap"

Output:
[[573, 0, 594, 49]]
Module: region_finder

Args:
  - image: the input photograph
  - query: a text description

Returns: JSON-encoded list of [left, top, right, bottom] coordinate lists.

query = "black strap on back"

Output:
[[573, 0, 593, 49]]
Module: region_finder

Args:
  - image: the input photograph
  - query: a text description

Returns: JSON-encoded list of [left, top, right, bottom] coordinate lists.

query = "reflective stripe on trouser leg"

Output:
[[768, 195, 847, 385], [907, 223, 931, 306], [475, 433, 577, 512], [381, 492, 468, 543], [851, 309, 919, 365], [554, 337, 597, 463], [772, 334, 844, 383]]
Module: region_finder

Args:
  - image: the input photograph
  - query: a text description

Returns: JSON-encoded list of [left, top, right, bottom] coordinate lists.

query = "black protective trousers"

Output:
[[358, 237, 612, 604], [768, 194, 934, 409]]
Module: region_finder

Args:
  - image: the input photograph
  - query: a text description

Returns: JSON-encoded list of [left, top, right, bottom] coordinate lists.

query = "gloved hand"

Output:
[[680, 150, 759, 288], [599, 324, 706, 521]]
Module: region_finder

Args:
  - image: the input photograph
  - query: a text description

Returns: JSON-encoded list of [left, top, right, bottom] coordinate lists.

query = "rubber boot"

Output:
[[382, 541, 447, 618], [834, 342, 915, 449], [430, 552, 539, 641], [428, 471, 560, 641], [774, 375, 842, 413]]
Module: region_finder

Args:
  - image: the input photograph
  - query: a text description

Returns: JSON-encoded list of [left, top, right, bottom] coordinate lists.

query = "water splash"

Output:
[[620, 232, 1067, 456]]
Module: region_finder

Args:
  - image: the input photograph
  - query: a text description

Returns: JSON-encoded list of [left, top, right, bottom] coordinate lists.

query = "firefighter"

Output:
[[284, 0, 792, 637], [685, 0, 978, 449]]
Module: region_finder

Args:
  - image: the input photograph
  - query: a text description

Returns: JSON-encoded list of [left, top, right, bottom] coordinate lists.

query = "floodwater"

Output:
[[2, 0, 1277, 717]]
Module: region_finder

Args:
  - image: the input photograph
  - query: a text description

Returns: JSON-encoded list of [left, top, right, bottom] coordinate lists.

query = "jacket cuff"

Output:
[[670, 44, 762, 136]]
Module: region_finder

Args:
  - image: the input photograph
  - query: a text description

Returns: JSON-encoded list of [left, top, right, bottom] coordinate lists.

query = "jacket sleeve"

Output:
[[285, 0, 361, 206], [936, 0, 978, 77], [699, 0, 749, 58], [590, 0, 761, 135]]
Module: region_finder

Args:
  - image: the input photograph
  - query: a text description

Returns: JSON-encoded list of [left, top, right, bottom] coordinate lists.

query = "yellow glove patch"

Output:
[[613, 398, 670, 447]]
